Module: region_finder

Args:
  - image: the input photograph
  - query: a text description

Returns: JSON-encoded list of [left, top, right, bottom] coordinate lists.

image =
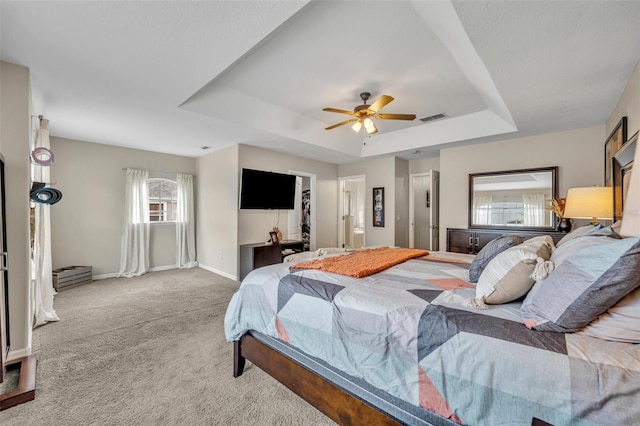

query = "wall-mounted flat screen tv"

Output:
[[240, 168, 296, 210]]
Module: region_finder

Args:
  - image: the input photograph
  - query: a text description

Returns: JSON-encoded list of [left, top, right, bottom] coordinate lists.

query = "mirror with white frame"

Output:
[[469, 166, 558, 230]]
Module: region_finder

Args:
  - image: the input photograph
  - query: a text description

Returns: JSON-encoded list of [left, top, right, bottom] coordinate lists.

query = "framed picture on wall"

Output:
[[613, 130, 637, 221], [605, 117, 627, 187], [373, 187, 385, 227]]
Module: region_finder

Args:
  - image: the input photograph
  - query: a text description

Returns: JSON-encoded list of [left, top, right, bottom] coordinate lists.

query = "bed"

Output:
[[224, 236, 640, 425]]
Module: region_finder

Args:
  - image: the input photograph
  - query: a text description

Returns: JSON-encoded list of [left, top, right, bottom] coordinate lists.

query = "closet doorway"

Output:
[[288, 171, 316, 252], [409, 171, 439, 250], [338, 175, 366, 250]]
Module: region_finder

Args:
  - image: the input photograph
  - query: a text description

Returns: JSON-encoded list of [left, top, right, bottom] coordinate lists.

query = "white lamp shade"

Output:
[[620, 143, 640, 237], [352, 120, 362, 132], [563, 186, 613, 221]]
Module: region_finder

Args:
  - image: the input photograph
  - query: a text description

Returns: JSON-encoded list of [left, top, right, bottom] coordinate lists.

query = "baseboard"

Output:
[[93, 265, 178, 281], [148, 265, 177, 273], [6, 348, 30, 362], [92, 272, 117, 280], [199, 264, 238, 281]]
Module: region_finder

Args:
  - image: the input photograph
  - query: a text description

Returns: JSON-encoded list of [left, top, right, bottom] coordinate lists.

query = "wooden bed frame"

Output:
[[233, 332, 400, 425], [233, 333, 550, 426]]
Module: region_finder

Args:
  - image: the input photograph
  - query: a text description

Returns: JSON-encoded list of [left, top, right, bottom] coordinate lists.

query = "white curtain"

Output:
[[523, 193, 546, 226], [117, 168, 150, 278], [31, 117, 59, 327], [288, 176, 303, 241], [176, 173, 197, 268], [473, 196, 493, 225]]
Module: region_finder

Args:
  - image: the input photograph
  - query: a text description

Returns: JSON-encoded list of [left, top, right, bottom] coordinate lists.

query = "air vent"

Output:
[[419, 113, 447, 123]]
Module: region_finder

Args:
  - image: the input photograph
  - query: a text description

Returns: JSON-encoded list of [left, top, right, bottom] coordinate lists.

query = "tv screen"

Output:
[[240, 168, 296, 210]]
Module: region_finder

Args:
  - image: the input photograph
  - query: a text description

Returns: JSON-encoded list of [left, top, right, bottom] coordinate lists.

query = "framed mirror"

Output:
[[469, 166, 558, 231]]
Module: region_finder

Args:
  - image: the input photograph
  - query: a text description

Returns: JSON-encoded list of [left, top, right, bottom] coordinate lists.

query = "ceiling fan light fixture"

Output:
[[352, 120, 362, 132], [364, 117, 376, 134]]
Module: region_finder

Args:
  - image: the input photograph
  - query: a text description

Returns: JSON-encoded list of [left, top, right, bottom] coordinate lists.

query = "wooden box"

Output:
[[52, 266, 92, 291]]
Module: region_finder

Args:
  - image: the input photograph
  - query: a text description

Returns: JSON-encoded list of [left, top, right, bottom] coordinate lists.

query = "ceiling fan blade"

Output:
[[375, 113, 416, 121], [322, 107, 355, 115], [325, 118, 358, 130], [368, 95, 394, 113]]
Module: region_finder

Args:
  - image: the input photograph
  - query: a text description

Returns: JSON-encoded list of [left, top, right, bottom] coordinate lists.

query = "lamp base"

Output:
[[558, 218, 573, 233]]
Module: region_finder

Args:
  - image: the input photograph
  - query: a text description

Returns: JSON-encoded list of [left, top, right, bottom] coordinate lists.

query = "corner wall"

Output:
[[196, 144, 239, 279], [0, 61, 32, 358], [196, 144, 338, 280]]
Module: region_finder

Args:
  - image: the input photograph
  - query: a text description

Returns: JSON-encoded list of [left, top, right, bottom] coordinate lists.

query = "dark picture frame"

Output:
[[373, 187, 385, 227], [605, 117, 627, 187], [269, 231, 279, 244], [613, 130, 637, 221]]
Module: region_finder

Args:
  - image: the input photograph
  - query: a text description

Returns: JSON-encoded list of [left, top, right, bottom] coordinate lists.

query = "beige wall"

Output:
[[0, 61, 32, 358], [196, 144, 239, 279], [339, 157, 397, 247], [607, 58, 640, 138], [409, 156, 440, 174], [439, 125, 605, 246], [237, 144, 338, 248], [50, 138, 196, 276]]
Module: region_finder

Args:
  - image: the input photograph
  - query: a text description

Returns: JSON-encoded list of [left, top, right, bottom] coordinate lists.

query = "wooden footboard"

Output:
[[233, 333, 400, 426]]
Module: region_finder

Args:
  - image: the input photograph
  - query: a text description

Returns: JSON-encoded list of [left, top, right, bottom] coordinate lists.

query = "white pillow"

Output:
[[283, 251, 318, 263], [468, 236, 554, 308]]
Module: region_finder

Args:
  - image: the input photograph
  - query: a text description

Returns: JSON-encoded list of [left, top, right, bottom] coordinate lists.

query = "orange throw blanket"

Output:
[[291, 247, 429, 278]]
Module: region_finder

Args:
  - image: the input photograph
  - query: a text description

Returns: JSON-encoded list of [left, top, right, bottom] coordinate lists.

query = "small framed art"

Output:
[[373, 187, 385, 227]]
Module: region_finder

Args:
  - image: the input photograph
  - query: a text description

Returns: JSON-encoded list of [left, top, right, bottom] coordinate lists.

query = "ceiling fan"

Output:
[[323, 92, 416, 135]]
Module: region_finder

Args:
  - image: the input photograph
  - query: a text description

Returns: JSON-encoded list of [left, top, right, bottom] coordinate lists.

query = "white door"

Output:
[[409, 171, 439, 250], [338, 176, 366, 249]]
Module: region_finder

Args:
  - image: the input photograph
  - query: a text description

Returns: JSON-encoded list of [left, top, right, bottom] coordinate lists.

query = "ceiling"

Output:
[[2, 1, 640, 164]]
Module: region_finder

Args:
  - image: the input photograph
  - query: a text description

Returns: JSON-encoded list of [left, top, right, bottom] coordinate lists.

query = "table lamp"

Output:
[[563, 186, 613, 225]]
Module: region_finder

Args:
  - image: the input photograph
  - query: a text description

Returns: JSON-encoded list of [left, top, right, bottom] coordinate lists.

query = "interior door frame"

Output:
[[409, 171, 439, 250], [288, 170, 317, 251], [338, 175, 366, 249]]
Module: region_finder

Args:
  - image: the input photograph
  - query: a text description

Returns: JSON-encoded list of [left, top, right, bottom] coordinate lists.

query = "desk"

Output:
[[239, 240, 304, 281]]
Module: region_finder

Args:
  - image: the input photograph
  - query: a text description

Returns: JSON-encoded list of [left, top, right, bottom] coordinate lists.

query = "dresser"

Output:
[[447, 228, 566, 254], [239, 240, 304, 281]]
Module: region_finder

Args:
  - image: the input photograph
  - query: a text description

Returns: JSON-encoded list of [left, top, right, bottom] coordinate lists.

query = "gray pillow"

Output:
[[521, 237, 640, 333], [468, 235, 524, 283], [555, 224, 600, 247]]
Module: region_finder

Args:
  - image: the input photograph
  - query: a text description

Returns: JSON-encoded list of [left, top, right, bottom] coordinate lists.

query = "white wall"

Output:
[[50, 138, 196, 277], [0, 61, 32, 358], [196, 144, 239, 279], [195, 143, 338, 279], [339, 157, 396, 247], [439, 125, 605, 246]]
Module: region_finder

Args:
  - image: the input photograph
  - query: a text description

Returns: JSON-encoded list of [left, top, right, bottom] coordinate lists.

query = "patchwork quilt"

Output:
[[224, 254, 640, 425]]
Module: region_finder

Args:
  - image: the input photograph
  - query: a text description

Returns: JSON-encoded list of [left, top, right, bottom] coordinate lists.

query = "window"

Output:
[[148, 178, 177, 222]]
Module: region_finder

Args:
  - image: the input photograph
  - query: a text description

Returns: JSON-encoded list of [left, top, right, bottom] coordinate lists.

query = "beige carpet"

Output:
[[0, 268, 335, 425]]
